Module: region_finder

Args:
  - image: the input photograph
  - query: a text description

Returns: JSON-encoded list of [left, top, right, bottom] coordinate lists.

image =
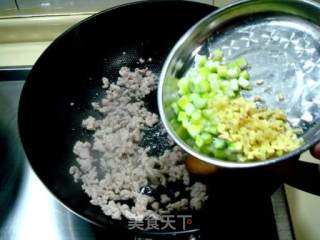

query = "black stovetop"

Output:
[[0, 67, 294, 240]]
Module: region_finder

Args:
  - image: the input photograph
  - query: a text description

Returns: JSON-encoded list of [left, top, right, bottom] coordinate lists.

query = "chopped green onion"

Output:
[[238, 77, 252, 90], [227, 66, 241, 79], [171, 102, 179, 114], [171, 49, 252, 161], [187, 124, 202, 138], [193, 79, 211, 93], [177, 77, 191, 94], [170, 119, 180, 129], [178, 111, 188, 122], [198, 67, 210, 79], [229, 79, 239, 91], [206, 60, 220, 72], [184, 102, 196, 115], [208, 75, 220, 91], [202, 109, 215, 119], [212, 49, 224, 61], [182, 119, 191, 128], [228, 141, 242, 153], [213, 149, 227, 159], [226, 150, 238, 161], [205, 125, 218, 135], [220, 80, 230, 92], [176, 126, 190, 139], [177, 95, 190, 109], [240, 70, 250, 80], [217, 66, 228, 79], [195, 135, 205, 147], [235, 57, 247, 69], [195, 55, 207, 67], [191, 109, 202, 124], [200, 132, 212, 145], [213, 138, 227, 149], [190, 93, 207, 109]]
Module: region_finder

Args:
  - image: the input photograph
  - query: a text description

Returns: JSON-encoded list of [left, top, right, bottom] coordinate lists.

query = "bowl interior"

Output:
[[159, 0, 320, 168]]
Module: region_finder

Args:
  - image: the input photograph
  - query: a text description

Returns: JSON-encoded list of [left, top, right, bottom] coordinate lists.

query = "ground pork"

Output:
[[70, 67, 207, 220]]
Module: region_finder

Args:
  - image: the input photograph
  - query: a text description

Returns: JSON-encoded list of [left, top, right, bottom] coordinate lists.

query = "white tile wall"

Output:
[[0, 0, 17, 15], [0, 0, 15, 10]]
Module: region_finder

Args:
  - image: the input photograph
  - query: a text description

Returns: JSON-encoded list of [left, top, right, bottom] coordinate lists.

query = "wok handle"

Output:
[[268, 158, 320, 196]]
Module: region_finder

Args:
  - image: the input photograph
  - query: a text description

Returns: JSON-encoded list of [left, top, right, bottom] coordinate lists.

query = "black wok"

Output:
[[18, 1, 319, 239]]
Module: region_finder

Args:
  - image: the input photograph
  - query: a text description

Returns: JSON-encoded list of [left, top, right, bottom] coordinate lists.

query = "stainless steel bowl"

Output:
[[158, 0, 320, 168]]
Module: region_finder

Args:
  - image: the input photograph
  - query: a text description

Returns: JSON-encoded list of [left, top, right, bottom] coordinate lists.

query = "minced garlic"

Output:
[[209, 97, 303, 161]]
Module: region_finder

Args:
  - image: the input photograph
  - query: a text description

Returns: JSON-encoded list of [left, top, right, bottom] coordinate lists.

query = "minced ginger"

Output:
[[209, 97, 303, 161]]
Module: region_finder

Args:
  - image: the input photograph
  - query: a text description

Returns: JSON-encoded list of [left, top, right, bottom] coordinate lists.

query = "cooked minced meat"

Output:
[[160, 194, 171, 204], [102, 77, 110, 89], [190, 182, 208, 210], [82, 116, 97, 130], [70, 67, 207, 221]]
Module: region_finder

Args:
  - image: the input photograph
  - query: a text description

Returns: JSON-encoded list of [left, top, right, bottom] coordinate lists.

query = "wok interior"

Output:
[[18, 1, 217, 232]]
